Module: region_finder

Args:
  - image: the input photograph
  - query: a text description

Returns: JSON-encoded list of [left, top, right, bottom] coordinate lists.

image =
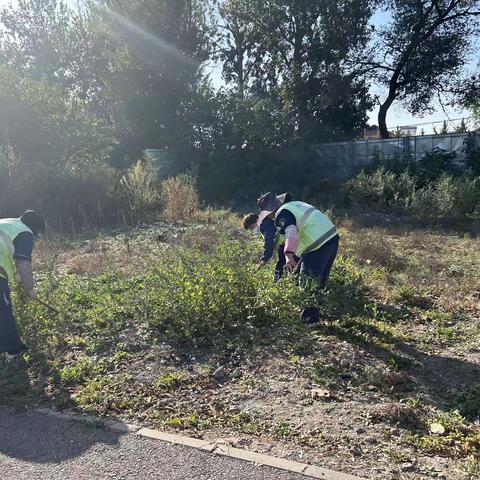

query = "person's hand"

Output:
[[285, 253, 297, 273]]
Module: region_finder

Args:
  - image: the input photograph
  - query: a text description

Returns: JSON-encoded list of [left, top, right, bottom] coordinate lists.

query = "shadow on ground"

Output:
[[0, 406, 122, 464], [317, 272, 480, 413]]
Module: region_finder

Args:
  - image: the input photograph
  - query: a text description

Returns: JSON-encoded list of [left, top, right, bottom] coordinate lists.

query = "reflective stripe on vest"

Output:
[[276, 201, 337, 256]]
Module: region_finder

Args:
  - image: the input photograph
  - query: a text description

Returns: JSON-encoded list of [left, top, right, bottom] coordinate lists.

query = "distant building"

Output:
[[363, 126, 381, 140], [398, 125, 417, 137]]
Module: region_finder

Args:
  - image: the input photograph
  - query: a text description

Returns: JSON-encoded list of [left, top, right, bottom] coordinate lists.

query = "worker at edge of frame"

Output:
[[0, 210, 46, 359], [256, 192, 340, 327]]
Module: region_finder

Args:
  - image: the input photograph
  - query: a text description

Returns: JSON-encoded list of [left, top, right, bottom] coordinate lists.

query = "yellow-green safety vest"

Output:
[[276, 201, 337, 256], [0, 218, 33, 282]]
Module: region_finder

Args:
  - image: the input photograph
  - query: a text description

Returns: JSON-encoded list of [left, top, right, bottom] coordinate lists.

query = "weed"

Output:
[[120, 159, 160, 223], [369, 402, 423, 429], [455, 385, 480, 420], [155, 371, 190, 390], [231, 410, 266, 435], [60, 358, 105, 385], [411, 410, 480, 459], [161, 173, 199, 222], [167, 417, 184, 429], [270, 420, 299, 439], [393, 285, 432, 309]]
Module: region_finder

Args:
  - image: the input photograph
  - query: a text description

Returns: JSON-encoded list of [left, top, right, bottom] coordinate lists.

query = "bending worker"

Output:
[[243, 211, 288, 282], [0, 210, 45, 358], [256, 193, 340, 324]]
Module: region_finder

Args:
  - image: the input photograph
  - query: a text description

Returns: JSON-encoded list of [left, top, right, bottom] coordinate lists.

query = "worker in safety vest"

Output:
[[257, 193, 340, 325], [242, 212, 289, 282], [0, 210, 45, 358]]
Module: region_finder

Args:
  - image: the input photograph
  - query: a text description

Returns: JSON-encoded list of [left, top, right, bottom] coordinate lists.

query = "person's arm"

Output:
[[259, 220, 276, 263], [275, 210, 299, 272], [274, 246, 286, 281], [13, 232, 36, 299]]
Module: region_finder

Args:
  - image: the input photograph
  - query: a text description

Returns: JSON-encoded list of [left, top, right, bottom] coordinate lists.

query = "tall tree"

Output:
[[371, 0, 480, 138], [256, 0, 376, 141], [0, 1, 113, 165], [0, 0, 73, 83], [215, 0, 265, 98], [95, 0, 215, 163]]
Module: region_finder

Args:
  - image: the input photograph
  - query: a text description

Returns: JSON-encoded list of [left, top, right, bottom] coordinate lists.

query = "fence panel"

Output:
[[313, 132, 477, 181]]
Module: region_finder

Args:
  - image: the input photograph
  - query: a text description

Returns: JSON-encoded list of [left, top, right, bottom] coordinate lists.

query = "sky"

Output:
[[0, 0, 475, 133]]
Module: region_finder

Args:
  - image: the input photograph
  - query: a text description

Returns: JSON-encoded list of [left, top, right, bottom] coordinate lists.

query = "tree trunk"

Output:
[[378, 94, 396, 139]]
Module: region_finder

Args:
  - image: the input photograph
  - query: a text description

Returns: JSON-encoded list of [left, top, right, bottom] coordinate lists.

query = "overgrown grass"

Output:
[[1, 213, 480, 479]]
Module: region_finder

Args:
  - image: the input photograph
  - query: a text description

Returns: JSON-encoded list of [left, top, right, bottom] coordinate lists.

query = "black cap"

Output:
[[20, 210, 46, 237]]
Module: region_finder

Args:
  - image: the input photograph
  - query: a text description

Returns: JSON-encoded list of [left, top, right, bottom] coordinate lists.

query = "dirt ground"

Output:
[[7, 216, 480, 480]]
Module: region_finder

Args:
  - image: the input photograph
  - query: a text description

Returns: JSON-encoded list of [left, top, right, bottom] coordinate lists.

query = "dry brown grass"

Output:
[[343, 228, 403, 269], [161, 174, 199, 222], [369, 402, 423, 428], [343, 224, 480, 320]]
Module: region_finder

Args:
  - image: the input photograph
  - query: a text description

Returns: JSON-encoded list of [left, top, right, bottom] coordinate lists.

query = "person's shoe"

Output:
[[301, 306, 321, 328]]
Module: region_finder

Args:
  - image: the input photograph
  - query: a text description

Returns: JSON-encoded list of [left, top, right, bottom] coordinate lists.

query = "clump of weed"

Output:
[[369, 402, 423, 428], [363, 366, 412, 393], [348, 229, 403, 270], [155, 371, 191, 390], [161, 173, 199, 222], [393, 285, 433, 309], [455, 385, 480, 420], [411, 410, 480, 459]]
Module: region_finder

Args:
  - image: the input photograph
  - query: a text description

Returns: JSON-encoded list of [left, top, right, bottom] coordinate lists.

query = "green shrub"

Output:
[[0, 151, 122, 231], [412, 173, 480, 218], [456, 385, 480, 420], [415, 149, 460, 184], [345, 167, 417, 212], [345, 165, 480, 219]]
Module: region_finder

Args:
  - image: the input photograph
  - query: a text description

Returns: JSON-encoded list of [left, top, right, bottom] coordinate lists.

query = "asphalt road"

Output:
[[0, 407, 308, 480]]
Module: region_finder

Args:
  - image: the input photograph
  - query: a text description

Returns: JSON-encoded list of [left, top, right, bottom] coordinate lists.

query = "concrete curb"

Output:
[[34, 408, 367, 480]]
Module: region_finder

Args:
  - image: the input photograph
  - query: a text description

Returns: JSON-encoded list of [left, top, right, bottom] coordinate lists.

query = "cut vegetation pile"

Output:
[[1, 212, 480, 480]]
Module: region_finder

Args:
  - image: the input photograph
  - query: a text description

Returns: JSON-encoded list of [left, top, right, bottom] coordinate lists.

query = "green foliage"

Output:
[[345, 161, 480, 219], [345, 167, 417, 212], [415, 149, 460, 184], [412, 174, 480, 218], [455, 385, 480, 420], [120, 159, 161, 223], [412, 410, 480, 460], [465, 133, 480, 176]]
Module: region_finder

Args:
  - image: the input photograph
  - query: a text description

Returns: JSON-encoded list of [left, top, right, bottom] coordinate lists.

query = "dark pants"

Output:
[[0, 277, 26, 354], [300, 235, 339, 289]]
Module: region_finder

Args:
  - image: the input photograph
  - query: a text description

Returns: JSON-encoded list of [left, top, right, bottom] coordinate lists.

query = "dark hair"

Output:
[[20, 210, 46, 236], [242, 213, 259, 230]]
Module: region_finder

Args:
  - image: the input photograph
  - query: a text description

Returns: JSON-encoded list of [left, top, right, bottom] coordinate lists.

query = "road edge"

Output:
[[34, 407, 367, 480]]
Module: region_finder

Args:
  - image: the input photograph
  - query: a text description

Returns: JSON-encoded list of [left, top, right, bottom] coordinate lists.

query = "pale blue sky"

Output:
[[0, 0, 474, 133]]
